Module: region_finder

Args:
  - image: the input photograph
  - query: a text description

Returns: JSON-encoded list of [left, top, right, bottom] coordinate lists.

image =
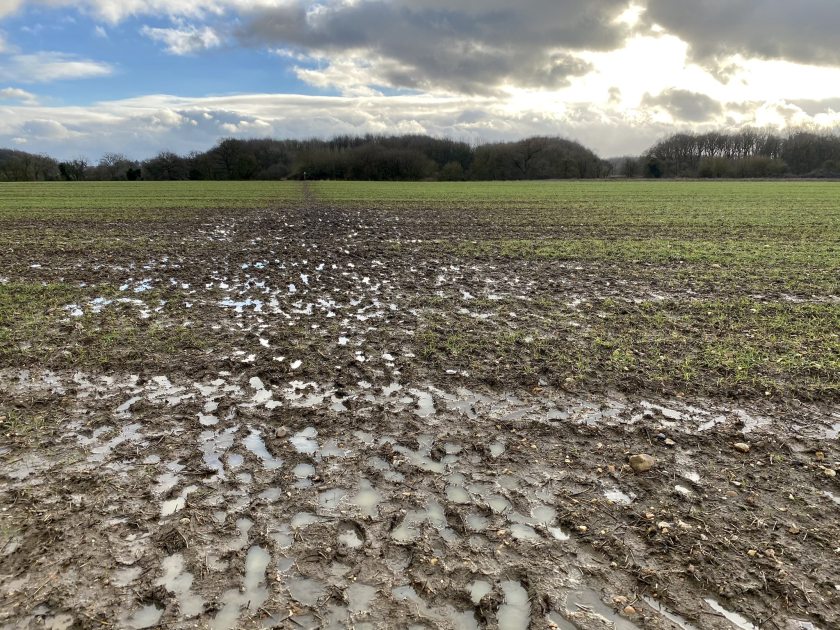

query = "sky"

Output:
[[0, 0, 839, 160]]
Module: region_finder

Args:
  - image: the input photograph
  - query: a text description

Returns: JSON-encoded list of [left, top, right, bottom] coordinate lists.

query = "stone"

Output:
[[629, 454, 655, 473], [733, 442, 751, 453], [623, 605, 637, 616]]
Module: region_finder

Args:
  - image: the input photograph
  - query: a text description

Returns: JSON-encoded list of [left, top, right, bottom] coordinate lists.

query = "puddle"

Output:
[[466, 514, 490, 531], [603, 487, 635, 505], [642, 596, 701, 630], [287, 576, 326, 607], [391, 500, 455, 543], [319, 488, 348, 511], [470, 580, 492, 604], [243, 429, 283, 470], [293, 462, 316, 478], [350, 479, 382, 517], [113, 566, 143, 587], [347, 583, 378, 614], [211, 546, 270, 630], [156, 554, 205, 617], [566, 589, 641, 630], [410, 389, 436, 418], [337, 523, 365, 549], [704, 598, 758, 630], [510, 524, 541, 542], [290, 427, 319, 455], [498, 581, 530, 630], [161, 485, 197, 517], [124, 605, 162, 629], [394, 436, 447, 474]]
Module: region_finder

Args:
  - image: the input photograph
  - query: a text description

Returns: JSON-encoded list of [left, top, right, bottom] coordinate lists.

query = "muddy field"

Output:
[[1, 181, 838, 629]]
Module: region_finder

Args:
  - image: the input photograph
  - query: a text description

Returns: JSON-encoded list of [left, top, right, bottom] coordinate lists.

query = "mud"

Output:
[[1, 190, 839, 629]]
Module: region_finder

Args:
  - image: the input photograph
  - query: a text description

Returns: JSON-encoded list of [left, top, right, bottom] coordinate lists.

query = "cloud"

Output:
[[643, 1, 840, 67], [235, 0, 630, 94], [0, 86, 38, 103], [0, 51, 112, 82], [0, 0, 286, 23], [642, 88, 723, 122], [0, 89, 838, 161], [140, 23, 222, 55]]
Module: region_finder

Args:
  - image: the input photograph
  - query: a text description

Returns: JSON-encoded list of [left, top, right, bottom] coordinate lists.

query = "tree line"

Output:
[[1, 129, 839, 182], [616, 130, 840, 179], [0, 135, 609, 182]]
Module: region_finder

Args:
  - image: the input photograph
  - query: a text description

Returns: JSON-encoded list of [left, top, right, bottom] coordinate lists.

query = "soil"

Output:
[[1, 187, 838, 630]]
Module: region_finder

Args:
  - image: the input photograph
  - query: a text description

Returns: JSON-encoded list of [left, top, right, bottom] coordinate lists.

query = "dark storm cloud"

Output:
[[644, 0, 840, 66], [236, 0, 631, 93], [642, 89, 723, 122]]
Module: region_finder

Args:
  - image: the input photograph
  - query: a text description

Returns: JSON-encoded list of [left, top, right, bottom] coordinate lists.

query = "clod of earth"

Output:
[[628, 453, 655, 473]]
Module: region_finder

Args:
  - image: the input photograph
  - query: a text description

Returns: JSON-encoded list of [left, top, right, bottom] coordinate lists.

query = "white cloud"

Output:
[[0, 86, 38, 103], [0, 51, 112, 83], [0, 90, 838, 161], [140, 23, 222, 55]]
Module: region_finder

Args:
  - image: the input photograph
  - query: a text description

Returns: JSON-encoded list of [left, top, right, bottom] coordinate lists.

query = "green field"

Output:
[[1, 180, 838, 399]]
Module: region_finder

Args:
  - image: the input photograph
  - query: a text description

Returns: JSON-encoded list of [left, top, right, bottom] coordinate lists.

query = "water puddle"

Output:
[[161, 485, 197, 517], [350, 479, 382, 517], [566, 589, 641, 629], [319, 488, 348, 511], [290, 427, 319, 455], [287, 576, 326, 607], [156, 554, 204, 617], [124, 605, 162, 629], [337, 523, 365, 549], [703, 598, 758, 630], [409, 389, 436, 418], [498, 581, 530, 630], [113, 566, 143, 587], [347, 583, 378, 613], [642, 596, 701, 630], [211, 546, 270, 630], [603, 487, 635, 505], [243, 429, 283, 470], [391, 500, 455, 543], [470, 580, 493, 604], [393, 435, 447, 474]]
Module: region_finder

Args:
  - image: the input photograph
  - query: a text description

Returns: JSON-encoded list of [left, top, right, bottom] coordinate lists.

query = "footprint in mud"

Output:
[[210, 545, 270, 630], [155, 554, 205, 618]]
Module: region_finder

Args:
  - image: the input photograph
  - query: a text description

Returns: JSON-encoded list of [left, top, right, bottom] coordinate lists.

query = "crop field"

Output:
[[1, 180, 838, 629]]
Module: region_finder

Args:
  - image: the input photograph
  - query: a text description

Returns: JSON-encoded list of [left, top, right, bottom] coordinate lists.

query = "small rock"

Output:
[[629, 454, 655, 473], [733, 442, 751, 453], [788, 525, 801, 535], [577, 525, 588, 533], [623, 605, 637, 616], [275, 426, 289, 438], [664, 438, 676, 447], [824, 468, 837, 478], [747, 549, 758, 557], [815, 451, 826, 461], [613, 595, 629, 606]]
